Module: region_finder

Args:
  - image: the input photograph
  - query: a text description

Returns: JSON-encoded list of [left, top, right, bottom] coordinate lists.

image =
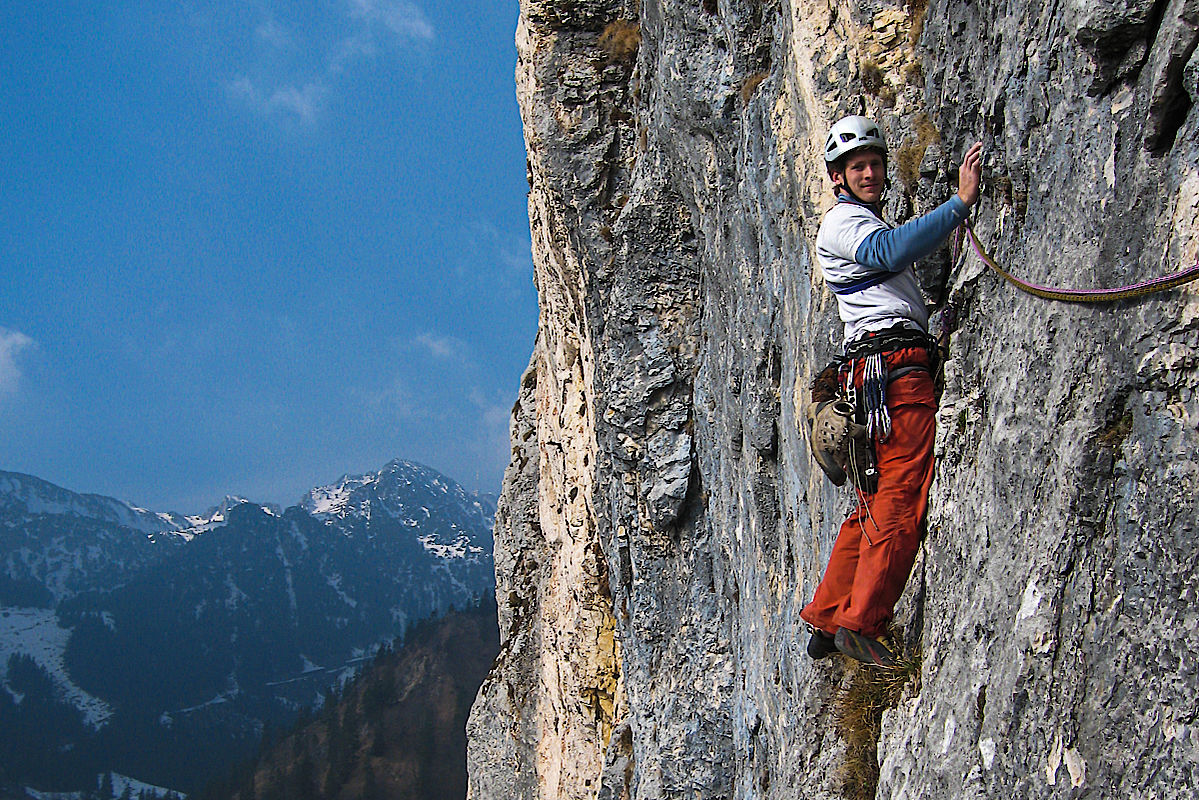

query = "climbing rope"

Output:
[[957, 219, 1199, 303]]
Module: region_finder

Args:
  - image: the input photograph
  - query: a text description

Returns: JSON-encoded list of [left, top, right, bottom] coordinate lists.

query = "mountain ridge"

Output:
[[0, 458, 496, 797]]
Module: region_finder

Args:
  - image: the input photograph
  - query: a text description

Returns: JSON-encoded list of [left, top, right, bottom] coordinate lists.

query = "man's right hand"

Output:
[[956, 142, 983, 207]]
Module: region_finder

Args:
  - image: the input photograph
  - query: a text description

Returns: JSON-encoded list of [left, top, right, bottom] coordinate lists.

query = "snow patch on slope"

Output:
[[302, 473, 379, 521], [0, 607, 113, 728], [419, 533, 479, 559], [105, 772, 184, 800]]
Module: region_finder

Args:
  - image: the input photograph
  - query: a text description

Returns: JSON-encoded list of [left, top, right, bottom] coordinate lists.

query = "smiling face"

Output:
[[830, 148, 886, 204]]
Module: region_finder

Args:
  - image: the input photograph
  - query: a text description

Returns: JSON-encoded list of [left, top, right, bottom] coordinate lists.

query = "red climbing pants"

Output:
[[800, 347, 937, 640]]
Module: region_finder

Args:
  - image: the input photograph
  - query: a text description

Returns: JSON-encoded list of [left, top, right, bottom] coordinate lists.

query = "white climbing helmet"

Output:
[[824, 115, 887, 163]]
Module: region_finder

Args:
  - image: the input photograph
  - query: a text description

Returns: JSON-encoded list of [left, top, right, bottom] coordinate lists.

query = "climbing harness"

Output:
[[807, 324, 937, 496], [843, 326, 936, 359], [841, 326, 936, 445], [958, 219, 1199, 303]]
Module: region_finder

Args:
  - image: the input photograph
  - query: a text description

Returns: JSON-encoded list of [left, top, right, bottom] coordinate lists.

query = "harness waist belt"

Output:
[[844, 326, 935, 359]]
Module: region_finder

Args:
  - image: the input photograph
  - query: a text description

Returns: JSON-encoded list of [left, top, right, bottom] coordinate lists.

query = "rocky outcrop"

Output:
[[469, 0, 1199, 798]]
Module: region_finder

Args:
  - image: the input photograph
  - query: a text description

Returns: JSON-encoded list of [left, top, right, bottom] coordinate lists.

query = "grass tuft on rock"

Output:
[[740, 71, 770, 103], [861, 60, 885, 95], [1097, 410, 1133, 451], [599, 20, 641, 63], [834, 628, 922, 800], [908, 0, 930, 45], [896, 113, 941, 188], [904, 60, 924, 86]]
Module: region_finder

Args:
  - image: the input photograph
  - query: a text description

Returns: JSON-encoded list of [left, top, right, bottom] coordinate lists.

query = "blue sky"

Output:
[[0, 1, 537, 513]]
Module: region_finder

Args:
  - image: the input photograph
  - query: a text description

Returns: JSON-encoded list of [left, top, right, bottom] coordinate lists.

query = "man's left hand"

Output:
[[956, 142, 983, 207]]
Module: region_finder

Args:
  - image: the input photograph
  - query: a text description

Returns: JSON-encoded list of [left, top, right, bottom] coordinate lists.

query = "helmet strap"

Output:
[[839, 183, 872, 206]]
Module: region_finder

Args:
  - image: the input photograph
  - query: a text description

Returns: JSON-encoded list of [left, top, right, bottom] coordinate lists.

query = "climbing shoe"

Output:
[[807, 629, 839, 660], [834, 628, 898, 668], [807, 398, 878, 493]]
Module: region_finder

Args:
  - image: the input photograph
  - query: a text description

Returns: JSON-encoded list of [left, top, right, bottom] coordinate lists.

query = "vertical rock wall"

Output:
[[469, 0, 1199, 798]]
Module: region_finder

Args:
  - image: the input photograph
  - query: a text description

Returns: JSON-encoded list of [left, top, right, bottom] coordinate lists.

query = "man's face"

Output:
[[832, 149, 886, 203]]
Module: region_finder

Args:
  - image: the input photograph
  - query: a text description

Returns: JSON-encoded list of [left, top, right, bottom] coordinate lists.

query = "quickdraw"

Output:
[[956, 219, 1199, 303]]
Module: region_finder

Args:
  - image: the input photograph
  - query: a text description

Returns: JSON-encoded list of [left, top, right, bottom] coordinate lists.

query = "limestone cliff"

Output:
[[467, 0, 1199, 798]]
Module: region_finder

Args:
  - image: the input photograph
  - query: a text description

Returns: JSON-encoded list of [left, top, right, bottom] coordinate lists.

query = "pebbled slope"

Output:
[[469, 0, 1199, 798]]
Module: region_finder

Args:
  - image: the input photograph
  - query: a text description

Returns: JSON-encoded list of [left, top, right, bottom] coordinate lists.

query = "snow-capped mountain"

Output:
[[0, 471, 193, 537], [303, 460, 495, 562], [0, 472, 275, 607], [0, 460, 496, 797]]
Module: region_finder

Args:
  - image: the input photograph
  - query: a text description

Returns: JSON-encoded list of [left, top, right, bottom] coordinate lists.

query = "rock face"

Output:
[[468, 0, 1199, 798]]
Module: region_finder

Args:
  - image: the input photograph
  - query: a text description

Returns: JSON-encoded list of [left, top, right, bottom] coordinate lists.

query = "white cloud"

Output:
[[351, 375, 421, 422], [415, 332, 469, 363], [227, 77, 327, 124], [467, 388, 517, 481], [227, 76, 256, 102], [348, 0, 435, 42], [454, 221, 535, 296], [225, 1, 432, 125], [329, 33, 378, 75], [477, 221, 533, 275], [0, 328, 35, 395], [266, 83, 327, 123], [255, 18, 291, 48]]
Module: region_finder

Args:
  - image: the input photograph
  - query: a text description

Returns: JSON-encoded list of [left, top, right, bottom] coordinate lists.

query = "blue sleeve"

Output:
[[854, 196, 969, 273]]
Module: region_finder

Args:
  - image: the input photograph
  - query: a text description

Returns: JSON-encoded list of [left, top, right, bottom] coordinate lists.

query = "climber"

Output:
[[801, 115, 982, 667]]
